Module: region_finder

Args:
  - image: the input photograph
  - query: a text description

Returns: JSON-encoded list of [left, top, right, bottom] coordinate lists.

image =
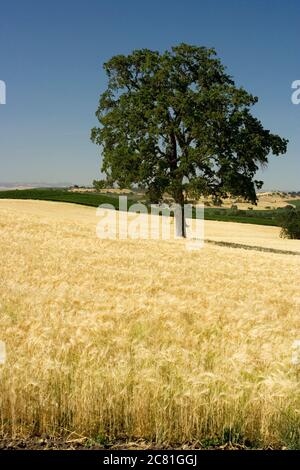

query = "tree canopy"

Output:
[[91, 44, 288, 234]]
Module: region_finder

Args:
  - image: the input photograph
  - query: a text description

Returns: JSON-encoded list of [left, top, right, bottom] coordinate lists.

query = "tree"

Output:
[[277, 208, 300, 239], [91, 43, 288, 237], [93, 179, 108, 191], [92, 177, 114, 191]]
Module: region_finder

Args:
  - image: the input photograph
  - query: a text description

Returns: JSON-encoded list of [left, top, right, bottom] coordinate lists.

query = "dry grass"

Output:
[[204, 220, 300, 253], [0, 199, 300, 448], [200, 191, 297, 210]]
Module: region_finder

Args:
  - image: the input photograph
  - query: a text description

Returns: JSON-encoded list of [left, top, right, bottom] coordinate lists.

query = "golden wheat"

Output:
[[0, 199, 300, 447]]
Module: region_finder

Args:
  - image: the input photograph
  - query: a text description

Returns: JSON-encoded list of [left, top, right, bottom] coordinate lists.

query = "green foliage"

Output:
[[277, 208, 300, 239], [212, 196, 223, 206], [145, 183, 164, 204], [278, 407, 300, 450], [92, 179, 108, 190], [91, 43, 288, 210], [93, 177, 115, 191]]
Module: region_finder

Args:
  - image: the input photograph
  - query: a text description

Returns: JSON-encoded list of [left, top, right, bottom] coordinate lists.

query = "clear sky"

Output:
[[0, 0, 299, 189]]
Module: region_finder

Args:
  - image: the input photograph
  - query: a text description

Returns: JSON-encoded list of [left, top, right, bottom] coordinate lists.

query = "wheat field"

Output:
[[0, 199, 300, 448]]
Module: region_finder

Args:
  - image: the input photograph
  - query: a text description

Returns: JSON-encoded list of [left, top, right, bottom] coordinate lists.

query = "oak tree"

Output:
[[91, 44, 288, 236]]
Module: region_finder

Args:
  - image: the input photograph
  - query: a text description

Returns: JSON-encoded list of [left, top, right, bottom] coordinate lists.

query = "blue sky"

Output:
[[0, 0, 299, 189]]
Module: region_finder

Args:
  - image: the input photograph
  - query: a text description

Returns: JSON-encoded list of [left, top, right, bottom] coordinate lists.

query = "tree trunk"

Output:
[[168, 131, 186, 237], [174, 190, 186, 238], [182, 204, 186, 238]]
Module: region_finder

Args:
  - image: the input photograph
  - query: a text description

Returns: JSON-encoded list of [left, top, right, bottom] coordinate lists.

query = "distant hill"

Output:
[[0, 182, 73, 190]]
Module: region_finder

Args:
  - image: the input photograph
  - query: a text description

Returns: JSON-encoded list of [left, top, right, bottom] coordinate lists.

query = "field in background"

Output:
[[1, 200, 300, 448], [1, 188, 299, 227], [289, 200, 300, 207], [0, 188, 134, 208]]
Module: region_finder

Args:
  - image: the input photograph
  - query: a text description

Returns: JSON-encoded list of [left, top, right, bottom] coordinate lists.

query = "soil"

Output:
[[0, 436, 258, 451]]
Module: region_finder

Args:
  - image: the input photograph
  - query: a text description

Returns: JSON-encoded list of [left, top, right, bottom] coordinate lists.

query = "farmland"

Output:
[[1, 199, 300, 448], [0, 188, 293, 226], [289, 200, 300, 207]]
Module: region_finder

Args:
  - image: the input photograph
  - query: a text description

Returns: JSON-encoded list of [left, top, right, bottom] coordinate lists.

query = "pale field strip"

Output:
[[204, 221, 300, 253], [0, 198, 300, 444], [0, 199, 299, 253]]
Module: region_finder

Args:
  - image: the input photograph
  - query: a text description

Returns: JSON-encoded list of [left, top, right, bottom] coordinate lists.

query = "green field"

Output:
[[0, 188, 283, 226], [0, 188, 136, 208], [289, 199, 300, 207], [203, 207, 279, 226]]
